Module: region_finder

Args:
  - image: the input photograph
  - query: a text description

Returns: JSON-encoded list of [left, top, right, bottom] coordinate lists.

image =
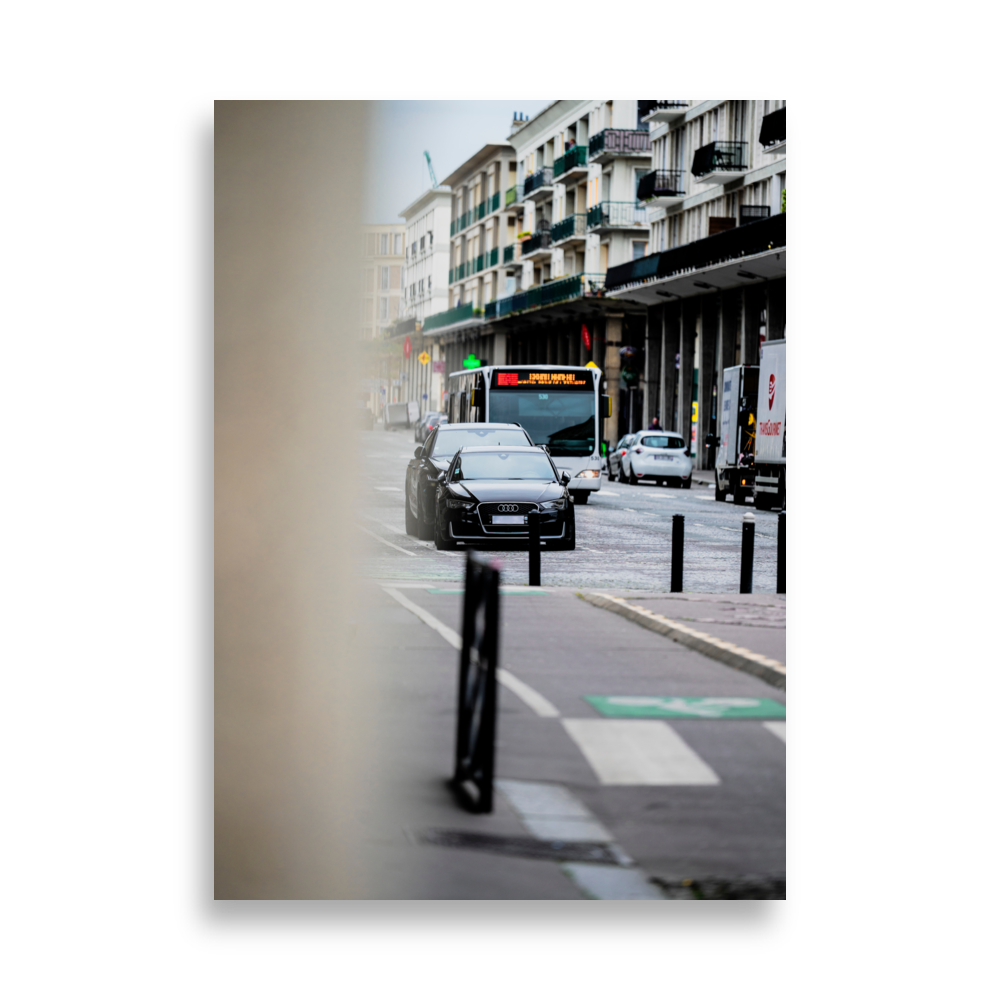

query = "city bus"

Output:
[[446, 365, 611, 503]]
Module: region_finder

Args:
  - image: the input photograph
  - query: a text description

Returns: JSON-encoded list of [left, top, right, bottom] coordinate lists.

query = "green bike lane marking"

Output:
[[585, 696, 786, 719]]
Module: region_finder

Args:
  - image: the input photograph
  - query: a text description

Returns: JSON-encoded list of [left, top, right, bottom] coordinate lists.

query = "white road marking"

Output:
[[561, 719, 720, 785], [374, 486, 401, 492], [497, 779, 613, 842], [622, 508, 638, 513], [599, 491, 621, 496], [359, 525, 416, 556], [380, 586, 558, 717], [763, 721, 786, 742], [582, 548, 603, 554], [561, 864, 665, 900]]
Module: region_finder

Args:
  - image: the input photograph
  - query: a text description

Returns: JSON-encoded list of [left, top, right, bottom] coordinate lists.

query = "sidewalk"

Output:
[[353, 576, 786, 899]]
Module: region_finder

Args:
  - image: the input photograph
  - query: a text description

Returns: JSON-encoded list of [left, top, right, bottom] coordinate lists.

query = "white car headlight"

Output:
[[540, 498, 567, 510], [574, 469, 600, 478], [446, 498, 476, 510]]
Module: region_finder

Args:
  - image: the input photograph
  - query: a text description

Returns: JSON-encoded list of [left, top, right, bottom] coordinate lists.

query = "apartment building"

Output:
[[400, 186, 451, 325], [361, 223, 405, 341], [606, 101, 787, 470]]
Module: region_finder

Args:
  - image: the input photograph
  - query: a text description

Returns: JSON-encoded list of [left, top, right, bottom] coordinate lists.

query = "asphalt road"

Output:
[[359, 428, 781, 593], [354, 428, 785, 899]]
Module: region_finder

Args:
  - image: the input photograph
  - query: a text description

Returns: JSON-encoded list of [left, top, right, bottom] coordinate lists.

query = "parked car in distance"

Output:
[[433, 446, 575, 551], [606, 434, 636, 481], [404, 422, 534, 540], [621, 431, 692, 487], [414, 411, 447, 443]]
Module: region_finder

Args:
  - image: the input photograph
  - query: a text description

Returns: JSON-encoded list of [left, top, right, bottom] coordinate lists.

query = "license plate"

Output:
[[653, 455, 675, 462], [493, 515, 525, 524]]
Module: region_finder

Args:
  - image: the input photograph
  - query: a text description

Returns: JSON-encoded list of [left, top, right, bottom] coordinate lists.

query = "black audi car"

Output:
[[432, 446, 575, 551]]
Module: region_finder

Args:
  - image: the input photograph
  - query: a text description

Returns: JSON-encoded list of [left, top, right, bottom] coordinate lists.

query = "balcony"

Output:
[[588, 128, 651, 164], [553, 144, 588, 182], [523, 166, 554, 201], [638, 101, 689, 126], [586, 201, 649, 231], [484, 272, 606, 319], [505, 184, 524, 208], [521, 227, 552, 258], [636, 169, 685, 207], [691, 141, 748, 185], [486, 246, 499, 268], [603, 212, 786, 294], [422, 301, 481, 332], [449, 209, 475, 237], [503, 243, 522, 265], [759, 106, 785, 156], [739, 205, 770, 225], [551, 213, 587, 245]]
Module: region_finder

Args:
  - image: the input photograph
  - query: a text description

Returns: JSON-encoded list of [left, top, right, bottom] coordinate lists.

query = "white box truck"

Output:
[[753, 339, 786, 510], [714, 365, 759, 504]]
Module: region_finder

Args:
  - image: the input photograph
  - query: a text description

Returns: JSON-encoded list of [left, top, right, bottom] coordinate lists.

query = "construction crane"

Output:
[[423, 151, 438, 188]]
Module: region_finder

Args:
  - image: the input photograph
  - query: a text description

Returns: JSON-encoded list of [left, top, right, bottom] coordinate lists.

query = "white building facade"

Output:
[[400, 186, 451, 325]]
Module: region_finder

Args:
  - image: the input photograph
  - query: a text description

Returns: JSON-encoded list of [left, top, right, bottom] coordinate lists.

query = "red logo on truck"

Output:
[[768, 373, 775, 410]]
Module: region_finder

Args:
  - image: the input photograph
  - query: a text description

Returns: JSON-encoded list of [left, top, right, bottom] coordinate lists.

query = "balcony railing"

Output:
[[637, 100, 688, 119], [551, 214, 586, 242], [691, 141, 748, 177], [522, 230, 552, 255], [758, 107, 785, 150], [474, 200, 486, 222], [553, 145, 587, 178], [488, 191, 500, 213], [589, 128, 651, 159], [503, 243, 520, 264], [739, 205, 770, 225], [422, 301, 480, 332], [484, 272, 606, 319], [587, 201, 649, 229], [505, 184, 523, 207], [523, 166, 554, 196], [487, 246, 499, 267], [604, 212, 786, 293], [450, 209, 474, 236], [636, 169, 685, 201]]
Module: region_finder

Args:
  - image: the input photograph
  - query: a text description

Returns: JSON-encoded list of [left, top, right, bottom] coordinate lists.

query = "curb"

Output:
[[576, 591, 786, 690]]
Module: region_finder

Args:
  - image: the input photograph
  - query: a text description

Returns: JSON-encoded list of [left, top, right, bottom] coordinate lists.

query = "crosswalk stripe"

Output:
[[562, 719, 719, 786], [763, 721, 786, 742]]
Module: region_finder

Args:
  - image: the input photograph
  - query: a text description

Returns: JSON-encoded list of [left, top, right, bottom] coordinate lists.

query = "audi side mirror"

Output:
[[560, 473, 571, 486], [437, 471, 446, 482], [414, 447, 422, 458]]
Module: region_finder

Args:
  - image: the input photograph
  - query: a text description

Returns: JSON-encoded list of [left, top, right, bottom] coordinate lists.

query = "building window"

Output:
[[380, 267, 390, 290], [428, 232, 433, 248], [419, 279, 425, 296], [419, 235, 425, 253], [380, 233, 389, 255], [394, 233, 402, 255], [427, 275, 432, 292], [632, 241, 647, 260], [379, 297, 389, 319]]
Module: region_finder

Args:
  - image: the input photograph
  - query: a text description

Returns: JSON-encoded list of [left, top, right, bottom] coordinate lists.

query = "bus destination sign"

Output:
[[492, 370, 592, 390]]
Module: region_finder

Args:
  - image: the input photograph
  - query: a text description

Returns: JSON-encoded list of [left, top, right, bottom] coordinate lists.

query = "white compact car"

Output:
[[621, 431, 692, 488]]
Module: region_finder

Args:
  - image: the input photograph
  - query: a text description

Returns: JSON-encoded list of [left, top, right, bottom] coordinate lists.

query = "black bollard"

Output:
[[776, 510, 786, 594], [671, 514, 684, 593], [740, 512, 755, 593], [527, 510, 541, 586]]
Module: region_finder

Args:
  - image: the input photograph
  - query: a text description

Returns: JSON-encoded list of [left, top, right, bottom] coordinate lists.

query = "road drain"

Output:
[[416, 828, 622, 865]]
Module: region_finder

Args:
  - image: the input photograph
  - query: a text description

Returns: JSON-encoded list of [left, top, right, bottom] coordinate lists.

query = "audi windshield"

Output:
[[431, 427, 530, 457], [453, 452, 556, 481]]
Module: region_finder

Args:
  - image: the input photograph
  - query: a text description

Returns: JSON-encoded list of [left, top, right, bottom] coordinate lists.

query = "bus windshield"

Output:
[[488, 391, 595, 457]]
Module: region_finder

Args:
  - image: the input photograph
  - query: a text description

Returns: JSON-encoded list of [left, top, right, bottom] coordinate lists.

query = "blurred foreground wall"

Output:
[[215, 101, 372, 898]]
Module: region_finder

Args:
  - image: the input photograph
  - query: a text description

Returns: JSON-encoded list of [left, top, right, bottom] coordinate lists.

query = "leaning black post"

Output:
[[776, 510, 786, 594], [451, 551, 500, 813], [527, 510, 541, 587], [740, 511, 755, 594], [671, 514, 684, 593]]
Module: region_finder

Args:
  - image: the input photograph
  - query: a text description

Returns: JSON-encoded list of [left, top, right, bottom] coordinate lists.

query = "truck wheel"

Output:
[[571, 491, 588, 505]]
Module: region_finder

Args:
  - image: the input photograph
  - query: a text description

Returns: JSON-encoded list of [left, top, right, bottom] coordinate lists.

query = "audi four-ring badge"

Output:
[[432, 445, 575, 551]]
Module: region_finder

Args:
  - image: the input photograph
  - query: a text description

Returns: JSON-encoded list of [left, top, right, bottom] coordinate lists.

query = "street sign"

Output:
[[433, 360, 446, 374], [418, 350, 431, 365], [404, 336, 412, 360], [584, 696, 786, 719], [585, 360, 598, 369]]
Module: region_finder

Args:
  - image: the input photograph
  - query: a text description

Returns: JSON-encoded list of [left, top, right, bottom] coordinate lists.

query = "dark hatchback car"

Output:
[[405, 423, 533, 540], [433, 446, 575, 551]]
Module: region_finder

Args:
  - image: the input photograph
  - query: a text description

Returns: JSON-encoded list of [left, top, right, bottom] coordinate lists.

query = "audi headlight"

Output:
[[540, 498, 567, 510], [446, 498, 476, 510], [575, 469, 600, 478]]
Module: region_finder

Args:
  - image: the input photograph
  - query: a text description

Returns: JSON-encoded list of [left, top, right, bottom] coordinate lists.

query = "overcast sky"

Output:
[[363, 101, 554, 223]]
